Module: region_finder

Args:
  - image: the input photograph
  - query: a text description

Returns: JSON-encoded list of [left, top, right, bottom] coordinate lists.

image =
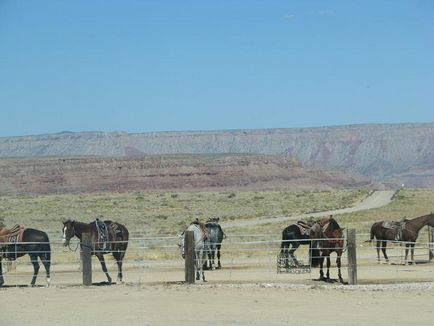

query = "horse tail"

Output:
[[41, 232, 51, 266], [280, 232, 288, 255], [365, 223, 376, 243]]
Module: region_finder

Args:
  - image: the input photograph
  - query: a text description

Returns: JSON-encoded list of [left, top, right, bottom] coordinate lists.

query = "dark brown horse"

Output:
[[369, 213, 434, 264], [280, 216, 332, 268], [0, 224, 51, 287], [62, 219, 129, 284], [318, 218, 345, 283]]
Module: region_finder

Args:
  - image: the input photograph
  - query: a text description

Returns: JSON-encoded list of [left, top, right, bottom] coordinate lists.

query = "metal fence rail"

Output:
[[1, 231, 433, 287]]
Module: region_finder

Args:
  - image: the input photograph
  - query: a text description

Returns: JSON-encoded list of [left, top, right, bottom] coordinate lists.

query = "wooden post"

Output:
[[184, 230, 195, 284], [81, 232, 92, 286], [347, 229, 358, 285]]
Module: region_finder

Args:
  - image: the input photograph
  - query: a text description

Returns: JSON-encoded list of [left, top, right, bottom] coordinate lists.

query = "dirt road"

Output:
[[223, 190, 395, 228]]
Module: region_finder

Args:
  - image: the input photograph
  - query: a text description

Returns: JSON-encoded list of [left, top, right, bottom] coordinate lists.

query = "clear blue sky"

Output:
[[1, 0, 433, 137]]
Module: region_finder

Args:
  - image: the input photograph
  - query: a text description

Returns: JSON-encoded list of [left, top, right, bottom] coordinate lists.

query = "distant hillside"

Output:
[[1, 123, 434, 187], [0, 154, 372, 195]]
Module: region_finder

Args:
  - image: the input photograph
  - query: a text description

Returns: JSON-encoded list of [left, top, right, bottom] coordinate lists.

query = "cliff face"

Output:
[[1, 123, 433, 182], [0, 154, 372, 195]]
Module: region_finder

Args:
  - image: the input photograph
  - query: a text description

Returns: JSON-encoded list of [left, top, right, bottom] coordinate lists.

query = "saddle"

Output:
[[382, 221, 406, 241], [296, 221, 314, 237], [0, 224, 25, 250]]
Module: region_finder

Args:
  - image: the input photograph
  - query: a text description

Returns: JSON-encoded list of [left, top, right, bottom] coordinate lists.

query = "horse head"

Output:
[[427, 212, 434, 227], [62, 219, 75, 246]]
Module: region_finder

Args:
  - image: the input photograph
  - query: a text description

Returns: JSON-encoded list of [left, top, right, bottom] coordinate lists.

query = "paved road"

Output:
[[223, 190, 396, 229]]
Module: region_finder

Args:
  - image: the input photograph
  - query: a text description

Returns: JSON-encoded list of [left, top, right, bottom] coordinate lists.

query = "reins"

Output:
[[66, 223, 92, 251]]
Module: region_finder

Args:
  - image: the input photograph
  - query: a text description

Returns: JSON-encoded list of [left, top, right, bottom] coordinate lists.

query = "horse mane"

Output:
[[327, 218, 341, 231]]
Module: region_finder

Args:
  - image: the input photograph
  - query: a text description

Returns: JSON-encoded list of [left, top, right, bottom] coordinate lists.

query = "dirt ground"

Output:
[[1, 261, 434, 326], [1, 281, 433, 326]]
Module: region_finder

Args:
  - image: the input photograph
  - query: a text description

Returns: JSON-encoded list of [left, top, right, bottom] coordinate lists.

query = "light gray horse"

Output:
[[180, 223, 207, 281]]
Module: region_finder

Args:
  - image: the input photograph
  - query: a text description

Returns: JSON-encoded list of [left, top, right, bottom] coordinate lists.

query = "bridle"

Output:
[[64, 222, 79, 251]]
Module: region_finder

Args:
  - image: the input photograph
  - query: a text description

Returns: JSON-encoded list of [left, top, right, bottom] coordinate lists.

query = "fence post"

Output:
[[184, 230, 195, 284], [347, 229, 357, 285], [81, 232, 92, 286], [347, 229, 358, 285]]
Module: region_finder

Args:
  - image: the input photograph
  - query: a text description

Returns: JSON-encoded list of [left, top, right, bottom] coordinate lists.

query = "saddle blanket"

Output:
[[95, 219, 110, 251]]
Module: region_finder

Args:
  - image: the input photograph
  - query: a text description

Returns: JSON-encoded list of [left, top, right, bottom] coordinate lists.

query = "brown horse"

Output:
[[369, 213, 434, 264], [1, 224, 51, 287], [280, 215, 333, 268], [62, 219, 129, 284], [318, 218, 345, 283]]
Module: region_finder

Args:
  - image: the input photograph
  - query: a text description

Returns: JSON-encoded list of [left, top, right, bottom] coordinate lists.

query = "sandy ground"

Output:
[[1, 259, 434, 326], [1, 281, 434, 326]]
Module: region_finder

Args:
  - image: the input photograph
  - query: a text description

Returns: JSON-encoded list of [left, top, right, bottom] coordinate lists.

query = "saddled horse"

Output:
[[0, 223, 51, 287], [369, 213, 434, 264], [204, 219, 225, 270], [180, 223, 207, 281], [62, 219, 129, 284], [318, 218, 345, 283], [280, 216, 331, 268]]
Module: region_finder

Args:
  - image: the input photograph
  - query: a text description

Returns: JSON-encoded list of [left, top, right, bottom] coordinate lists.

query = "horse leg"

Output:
[[40, 250, 51, 286], [326, 256, 331, 280], [211, 247, 216, 270], [404, 244, 409, 264], [319, 253, 325, 280], [0, 258, 4, 287], [112, 252, 124, 283], [376, 240, 381, 263], [337, 253, 343, 283], [202, 252, 206, 282], [217, 245, 222, 269], [96, 252, 112, 284], [289, 243, 300, 266], [381, 241, 389, 262], [29, 254, 40, 286], [411, 244, 415, 263]]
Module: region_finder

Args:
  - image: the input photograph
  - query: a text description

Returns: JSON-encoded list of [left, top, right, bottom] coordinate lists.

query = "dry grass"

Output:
[[0, 189, 369, 239]]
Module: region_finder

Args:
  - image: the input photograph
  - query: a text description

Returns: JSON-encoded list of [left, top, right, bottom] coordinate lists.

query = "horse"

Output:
[[318, 218, 345, 283], [62, 219, 129, 284], [279, 216, 331, 268], [369, 213, 434, 264], [180, 223, 207, 281], [0, 223, 51, 287], [204, 219, 225, 270]]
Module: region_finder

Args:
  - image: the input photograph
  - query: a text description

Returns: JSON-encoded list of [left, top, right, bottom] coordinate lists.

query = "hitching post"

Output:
[[347, 229, 358, 285], [184, 230, 195, 284], [81, 232, 92, 286]]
